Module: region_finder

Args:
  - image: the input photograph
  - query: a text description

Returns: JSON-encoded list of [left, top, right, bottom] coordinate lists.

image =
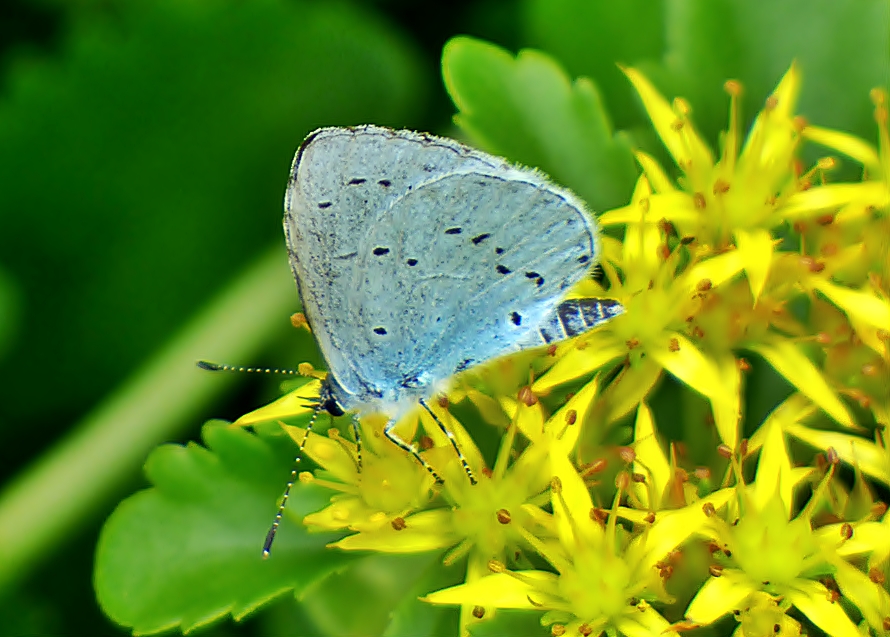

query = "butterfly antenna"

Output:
[[262, 401, 324, 559], [198, 360, 326, 558], [196, 361, 303, 376]]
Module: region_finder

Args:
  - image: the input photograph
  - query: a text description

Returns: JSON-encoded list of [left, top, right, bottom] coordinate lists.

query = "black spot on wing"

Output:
[[373, 327, 387, 335], [378, 179, 392, 187], [578, 254, 590, 264], [525, 271, 544, 286], [496, 264, 511, 275], [406, 258, 418, 266], [510, 311, 522, 326], [347, 177, 367, 185], [372, 247, 390, 256], [318, 201, 333, 209], [445, 227, 462, 235], [471, 233, 491, 245], [456, 358, 475, 372], [495, 247, 505, 255], [400, 375, 421, 388]]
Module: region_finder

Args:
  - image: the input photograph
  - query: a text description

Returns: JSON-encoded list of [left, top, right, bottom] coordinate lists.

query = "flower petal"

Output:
[[648, 332, 728, 403], [803, 125, 881, 174], [746, 336, 855, 429], [604, 358, 662, 424], [782, 182, 889, 218], [679, 250, 746, 295], [685, 569, 757, 624], [734, 228, 775, 303], [806, 278, 890, 334], [785, 579, 860, 637], [623, 67, 713, 172], [281, 424, 357, 482], [615, 604, 679, 637], [832, 559, 890, 634], [634, 152, 678, 194], [784, 422, 890, 486], [631, 402, 671, 509], [234, 380, 321, 425], [533, 330, 625, 392], [751, 413, 794, 517], [423, 571, 561, 609], [548, 375, 601, 452], [551, 446, 600, 547], [331, 509, 458, 552], [712, 354, 741, 449]]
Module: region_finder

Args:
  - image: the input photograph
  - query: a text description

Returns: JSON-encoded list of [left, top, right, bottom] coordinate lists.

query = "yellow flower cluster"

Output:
[[237, 65, 890, 637]]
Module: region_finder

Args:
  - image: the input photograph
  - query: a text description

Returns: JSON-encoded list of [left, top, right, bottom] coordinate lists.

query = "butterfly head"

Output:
[[318, 377, 346, 417]]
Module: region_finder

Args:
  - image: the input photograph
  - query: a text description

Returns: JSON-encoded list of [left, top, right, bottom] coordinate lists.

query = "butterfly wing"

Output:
[[285, 126, 513, 408], [285, 126, 597, 414]]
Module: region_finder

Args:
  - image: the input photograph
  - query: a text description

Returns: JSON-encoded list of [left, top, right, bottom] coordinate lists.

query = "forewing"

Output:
[[284, 126, 510, 404]]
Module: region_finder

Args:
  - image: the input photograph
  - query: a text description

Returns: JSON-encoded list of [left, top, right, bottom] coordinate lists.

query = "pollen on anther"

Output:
[[518, 386, 538, 406], [724, 79, 742, 97]]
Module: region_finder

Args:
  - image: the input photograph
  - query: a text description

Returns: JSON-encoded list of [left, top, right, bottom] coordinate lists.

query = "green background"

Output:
[[0, 0, 887, 635]]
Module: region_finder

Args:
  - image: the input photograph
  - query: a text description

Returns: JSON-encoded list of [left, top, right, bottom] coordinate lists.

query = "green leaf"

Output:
[[94, 422, 352, 634], [442, 36, 637, 213], [521, 0, 667, 131], [300, 551, 462, 637], [650, 0, 889, 146]]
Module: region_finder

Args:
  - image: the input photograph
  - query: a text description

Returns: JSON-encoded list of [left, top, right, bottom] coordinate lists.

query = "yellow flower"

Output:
[[235, 379, 436, 532], [602, 64, 807, 303], [425, 445, 733, 637], [331, 403, 555, 637], [686, 410, 889, 635]]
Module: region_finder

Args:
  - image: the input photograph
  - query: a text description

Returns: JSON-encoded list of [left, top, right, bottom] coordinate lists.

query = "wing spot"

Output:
[[373, 327, 387, 335], [495, 247, 505, 255], [372, 247, 390, 256], [400, 375, 421, 388], [496, 264, 511, 275], [456, 358, 475, 372], [526, 271, 545, 287], [317, 201, 333, 209], [406, 258, 418, 266], [347, 177, 367, 185], [445, 227, 462, 235], [471, 233, 491, 245], [510, 311, 522, 326], [378, 179, 392, 187], [423, 164, 435, 172], [578, 254, 590, 264]]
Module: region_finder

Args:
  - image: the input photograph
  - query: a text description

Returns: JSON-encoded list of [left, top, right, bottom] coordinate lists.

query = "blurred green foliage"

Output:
[[0, 0, 887, 635]]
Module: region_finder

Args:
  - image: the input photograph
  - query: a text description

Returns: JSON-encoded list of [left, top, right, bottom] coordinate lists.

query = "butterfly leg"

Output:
[[418, 398, 477, 486], [383, 418, 444, 484], [263, 403, 324, 558]]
